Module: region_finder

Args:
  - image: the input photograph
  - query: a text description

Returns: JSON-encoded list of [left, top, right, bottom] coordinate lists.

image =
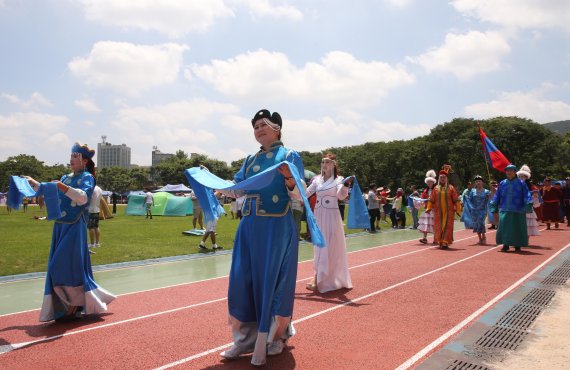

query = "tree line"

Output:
[[1, 116, 568, 193]]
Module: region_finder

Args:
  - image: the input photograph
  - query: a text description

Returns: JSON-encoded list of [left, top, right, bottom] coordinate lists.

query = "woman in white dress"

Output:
[[305, 154, 353, 293], [418, 170, 437, 244]]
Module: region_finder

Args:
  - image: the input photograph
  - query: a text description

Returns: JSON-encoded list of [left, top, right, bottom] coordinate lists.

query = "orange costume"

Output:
[[426, 167, 460, 247]]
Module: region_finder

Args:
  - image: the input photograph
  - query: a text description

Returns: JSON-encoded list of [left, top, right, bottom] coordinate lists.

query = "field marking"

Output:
[[0, 234, 482, 353], [154, 246, 498, 369], [0, 228, 475, 318], [395, 239, 568, 370]]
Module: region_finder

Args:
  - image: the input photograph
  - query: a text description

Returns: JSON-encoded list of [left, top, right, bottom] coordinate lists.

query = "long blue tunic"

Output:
[[40, 171, 115, 321], [228, 141, 304, 333], [490, 178, 532, 247], [468, 188, 490, 233]]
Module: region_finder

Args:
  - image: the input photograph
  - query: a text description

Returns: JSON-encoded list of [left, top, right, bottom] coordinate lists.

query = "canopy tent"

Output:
[[125, 192, 193, 216], [154, 184, 192, 193]]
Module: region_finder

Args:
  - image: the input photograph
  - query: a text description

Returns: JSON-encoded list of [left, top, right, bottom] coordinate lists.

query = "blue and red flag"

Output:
[[479, 127, 510, 173]]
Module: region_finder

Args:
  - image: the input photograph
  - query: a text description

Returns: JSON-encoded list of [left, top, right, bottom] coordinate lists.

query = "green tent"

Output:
[[125, 192, 193, 216]]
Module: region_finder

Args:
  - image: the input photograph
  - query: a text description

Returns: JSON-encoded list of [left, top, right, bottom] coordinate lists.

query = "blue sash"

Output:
[[8, 176, 62, 220], [344, 176, 370, 229], [185, 161, 326, 247]]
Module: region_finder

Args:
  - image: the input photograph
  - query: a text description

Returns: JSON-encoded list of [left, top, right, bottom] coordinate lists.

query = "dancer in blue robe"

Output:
[[468, 175, 490, 244], [219, 109, 305, 366], [23, 143, 115, 322]]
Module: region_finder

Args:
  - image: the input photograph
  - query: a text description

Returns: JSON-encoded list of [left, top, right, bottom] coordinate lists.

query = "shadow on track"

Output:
[[0, 313, 110, 354], [203, 348, 296, 369]]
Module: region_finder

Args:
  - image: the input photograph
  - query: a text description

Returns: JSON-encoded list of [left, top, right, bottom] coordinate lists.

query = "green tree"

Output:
[[0, 154, 46, 191]]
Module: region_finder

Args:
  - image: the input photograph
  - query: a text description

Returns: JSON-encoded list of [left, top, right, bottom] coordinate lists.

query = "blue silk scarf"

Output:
[[8, 176, 62, 220], [185, 161, 327, 247]]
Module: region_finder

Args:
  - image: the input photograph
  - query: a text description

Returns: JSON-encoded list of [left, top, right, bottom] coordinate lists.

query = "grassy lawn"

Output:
[[0, 204, 411, 276]]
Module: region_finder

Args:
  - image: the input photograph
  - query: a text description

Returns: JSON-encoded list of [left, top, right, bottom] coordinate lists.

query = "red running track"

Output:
[[1, 227, 569, 369]]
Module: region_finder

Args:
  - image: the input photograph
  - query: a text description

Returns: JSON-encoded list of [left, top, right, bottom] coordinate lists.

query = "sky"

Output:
[[1, 0, 570, 167]]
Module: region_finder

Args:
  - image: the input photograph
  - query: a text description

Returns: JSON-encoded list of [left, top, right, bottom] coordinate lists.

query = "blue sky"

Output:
[[1, 0, 569, 166]]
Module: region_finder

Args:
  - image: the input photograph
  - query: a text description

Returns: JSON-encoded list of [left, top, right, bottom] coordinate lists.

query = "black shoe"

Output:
[[515, 247, 521, 252], [501, 246, 509, 252], [198, 243, 208, 250]]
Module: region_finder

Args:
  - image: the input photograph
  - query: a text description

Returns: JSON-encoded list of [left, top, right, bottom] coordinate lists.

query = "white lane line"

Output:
[[0, 234, 481, 353], [395, 240, 570, 370], [153, 246, 498, 369], [1, 229, 471, 318]]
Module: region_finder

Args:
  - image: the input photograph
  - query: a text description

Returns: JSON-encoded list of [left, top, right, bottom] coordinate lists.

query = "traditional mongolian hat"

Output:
[[71, 142, 95, 159], [439, 164, 452, 176], [251, 109, 282, 127], [516, 164, 531, 179], [505, 164, 517, 172], [425, 170, 437, 184]]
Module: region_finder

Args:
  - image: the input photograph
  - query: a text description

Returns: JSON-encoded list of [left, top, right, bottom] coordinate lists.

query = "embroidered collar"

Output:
[[259, 140, 283, 153]]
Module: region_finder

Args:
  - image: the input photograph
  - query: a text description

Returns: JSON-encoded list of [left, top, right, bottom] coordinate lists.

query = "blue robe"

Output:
[[40, 171, 115, 322], [490, 178, 532, 247], [228, 142, 304, 333], [468, 188, 490, 233]]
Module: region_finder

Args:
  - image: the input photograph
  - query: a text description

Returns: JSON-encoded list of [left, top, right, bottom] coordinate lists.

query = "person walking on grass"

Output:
[[88, 184, 103, 254], [199, 190, 223, 251], [144, 188, 154, 219]]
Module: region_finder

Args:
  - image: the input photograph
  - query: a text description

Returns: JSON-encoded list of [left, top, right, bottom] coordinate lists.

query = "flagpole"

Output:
[[477, 122, 493, 184]]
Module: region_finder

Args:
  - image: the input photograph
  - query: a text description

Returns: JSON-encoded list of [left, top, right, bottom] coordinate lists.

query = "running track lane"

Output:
[[0, 228, 568, 369]]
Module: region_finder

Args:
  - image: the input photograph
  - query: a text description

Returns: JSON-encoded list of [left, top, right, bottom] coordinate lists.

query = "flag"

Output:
[[479, 127, 510, 173]]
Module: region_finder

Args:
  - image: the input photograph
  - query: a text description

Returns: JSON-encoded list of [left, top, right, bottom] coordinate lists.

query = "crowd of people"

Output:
[[7, 107, 570, 367]]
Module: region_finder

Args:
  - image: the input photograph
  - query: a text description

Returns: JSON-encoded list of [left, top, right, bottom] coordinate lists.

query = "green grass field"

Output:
[[0, 204, 410, 276]]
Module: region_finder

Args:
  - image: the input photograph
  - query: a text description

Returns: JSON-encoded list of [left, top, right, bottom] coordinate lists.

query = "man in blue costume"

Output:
[[23, 143, 116, 321], [490, 164, 533, 252], [220, 109, 305, 366]]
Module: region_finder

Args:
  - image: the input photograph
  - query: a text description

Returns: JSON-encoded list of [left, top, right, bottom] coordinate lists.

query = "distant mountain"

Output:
[[543, 120, 570, 135]]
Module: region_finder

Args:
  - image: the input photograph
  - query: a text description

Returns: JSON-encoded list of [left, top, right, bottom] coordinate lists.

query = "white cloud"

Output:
[[75, 98, 101, 113], [384, 0, 412, 8], [408, 31, 510, 80], [0, 112, 69, 161], [451, 0, 570, 32], [68, 41, 188, 96], [464, 85, 570, 123], [1, 92, 52, 110], [77, 0, 234, 38], [191, 49, 414, 108], [109, 99, 243, 164], [237, 0, 303, 21]]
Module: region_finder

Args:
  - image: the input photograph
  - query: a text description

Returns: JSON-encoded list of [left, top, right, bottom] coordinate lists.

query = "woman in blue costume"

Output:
[[468, 175, 490, 245], [24, 143, 115, 322], [220, 109, 305, 366]]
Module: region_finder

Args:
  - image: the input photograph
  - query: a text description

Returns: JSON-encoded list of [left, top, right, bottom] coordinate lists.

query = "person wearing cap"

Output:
[[517, 165, 540, 239], [467, 175, 490, 245], [425, 165, 460, 249], [305, 153, 353, 293], [22, 143, 115, 322], [220, 109, 305, 366], [540, 177, 563, 230], [418, 170, 437, 244], [487, 180, 499, 229], [490, 164, 532, 252]]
